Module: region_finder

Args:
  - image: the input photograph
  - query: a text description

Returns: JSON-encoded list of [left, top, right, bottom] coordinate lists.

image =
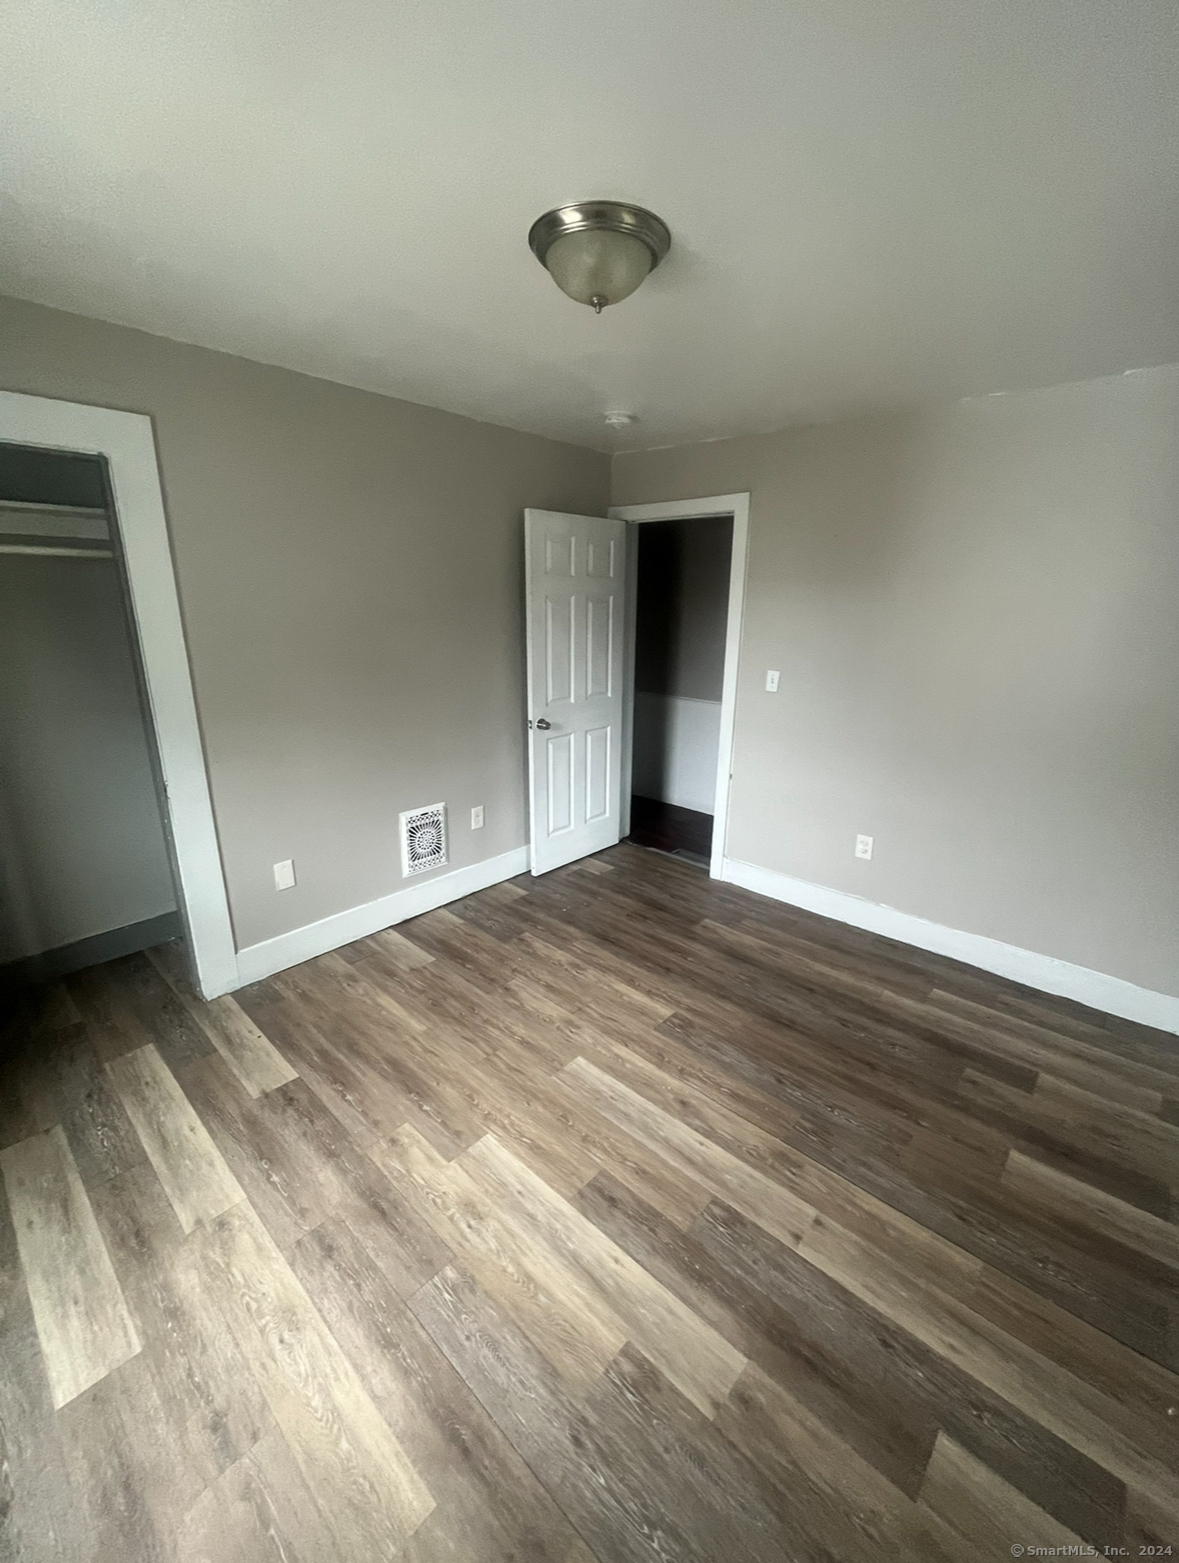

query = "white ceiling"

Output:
[[2, 0, 1178, 450]]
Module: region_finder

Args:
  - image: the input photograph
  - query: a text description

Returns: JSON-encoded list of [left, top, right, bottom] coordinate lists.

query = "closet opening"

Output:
[[0, 441, 182, 994]]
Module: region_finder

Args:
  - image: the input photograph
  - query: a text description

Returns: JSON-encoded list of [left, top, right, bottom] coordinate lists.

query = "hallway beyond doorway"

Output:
[[627, 794, 712, 866]]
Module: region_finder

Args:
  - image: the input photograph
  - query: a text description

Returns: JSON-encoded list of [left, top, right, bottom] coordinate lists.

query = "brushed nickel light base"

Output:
[[528, 201, 672, 265], [528, 201, 671, 312]]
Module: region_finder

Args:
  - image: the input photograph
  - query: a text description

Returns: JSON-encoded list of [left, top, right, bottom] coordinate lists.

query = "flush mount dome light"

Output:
[[529, 201, 671, 313]]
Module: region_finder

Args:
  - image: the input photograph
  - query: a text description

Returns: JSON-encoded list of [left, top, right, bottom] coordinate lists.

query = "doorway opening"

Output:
[[628, 514, 733, 866], [0, 442, 182, 992], [523, 494, 746, 883], [611, 493, 750, 881], [0, 391, 238, 999]]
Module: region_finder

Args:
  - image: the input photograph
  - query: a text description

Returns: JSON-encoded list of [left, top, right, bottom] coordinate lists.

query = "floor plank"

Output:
[[0, 1125, 141, 1408], [374, 1122, 628, 1397], [88, 1162, 272, 1489], [461, 1131, 746, 1417], [106, 1043, 245, 1234], [174, 1428, 346, 1563], [0, 1170, 95, 1559], [148, 943, 299, 1097], [289, 1214, 591, 1563], [917, 1430, 1087, 1555], [1002, 1147, 1179, 1271], [557, 1053, 818, 1252], [198, 1200, 435, 1557]]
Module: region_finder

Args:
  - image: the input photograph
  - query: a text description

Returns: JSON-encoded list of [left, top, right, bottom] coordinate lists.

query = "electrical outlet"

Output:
[[855, 835, 873, 861], [471, 805, 485, 829], [273, 859, 296, 890], [765, 669, 781, 692]]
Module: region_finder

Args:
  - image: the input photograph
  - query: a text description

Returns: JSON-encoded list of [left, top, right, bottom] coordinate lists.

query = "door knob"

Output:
[[535, 718, 552, 730]]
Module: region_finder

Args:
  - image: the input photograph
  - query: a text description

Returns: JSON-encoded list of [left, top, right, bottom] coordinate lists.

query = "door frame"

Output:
[[0, 390, 239, 998], [608, 492, 750, 880]]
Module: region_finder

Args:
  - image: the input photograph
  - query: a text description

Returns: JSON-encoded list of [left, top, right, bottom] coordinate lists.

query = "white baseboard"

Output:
[[232, 846, 529, 990], [721, 858, 1179, 1037]]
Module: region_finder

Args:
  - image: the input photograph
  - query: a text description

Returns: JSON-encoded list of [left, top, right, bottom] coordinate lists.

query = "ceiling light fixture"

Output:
[[603, 411, 638, 429], [529, 201, 671, 313]]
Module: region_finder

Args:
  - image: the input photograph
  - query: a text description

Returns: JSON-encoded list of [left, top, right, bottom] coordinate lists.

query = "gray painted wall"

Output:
[[0, 554, 176, 961], [613, 367, 1179, 999], [0, 294, 609, 950]]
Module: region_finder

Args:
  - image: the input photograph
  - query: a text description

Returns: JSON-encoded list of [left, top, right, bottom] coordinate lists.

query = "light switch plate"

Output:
[[765, 669, 781, 692], [273, 859, 296, 890], [471, 805, 485, 829]]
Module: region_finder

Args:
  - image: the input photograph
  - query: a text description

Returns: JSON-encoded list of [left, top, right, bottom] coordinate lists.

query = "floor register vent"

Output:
[[400, 802, 448, 877]]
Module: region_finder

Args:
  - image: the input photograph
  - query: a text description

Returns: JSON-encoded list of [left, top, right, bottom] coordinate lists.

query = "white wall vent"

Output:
[[399, 802, 447, 877]]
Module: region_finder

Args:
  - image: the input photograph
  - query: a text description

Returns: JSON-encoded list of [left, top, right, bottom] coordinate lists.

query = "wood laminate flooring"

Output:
[[1, 842, 1178, 1561]]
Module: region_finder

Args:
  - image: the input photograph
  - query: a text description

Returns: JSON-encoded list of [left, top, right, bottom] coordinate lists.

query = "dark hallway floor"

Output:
[[627, 793, 713, 864]]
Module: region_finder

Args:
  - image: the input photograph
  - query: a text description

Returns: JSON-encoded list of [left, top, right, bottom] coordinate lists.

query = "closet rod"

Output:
[[0, 500, 107, 519], [0, 543, 114, 559]]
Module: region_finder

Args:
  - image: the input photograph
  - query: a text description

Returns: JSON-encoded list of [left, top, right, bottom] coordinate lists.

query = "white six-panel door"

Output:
[[525, 509, 626, 875]]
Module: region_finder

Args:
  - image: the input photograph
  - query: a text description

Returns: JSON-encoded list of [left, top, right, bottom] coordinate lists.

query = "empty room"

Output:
[[1, 3, 1177, 1560]]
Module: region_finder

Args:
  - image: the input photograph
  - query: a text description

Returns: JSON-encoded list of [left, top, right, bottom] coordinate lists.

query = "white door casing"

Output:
[[0, 390, 238, 997], [525, 509, 625, 875], [609, 493, 750, 879]]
